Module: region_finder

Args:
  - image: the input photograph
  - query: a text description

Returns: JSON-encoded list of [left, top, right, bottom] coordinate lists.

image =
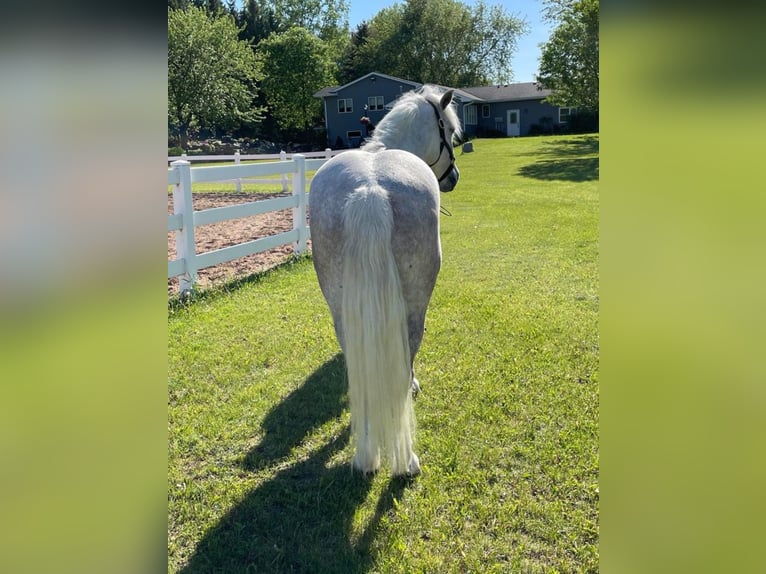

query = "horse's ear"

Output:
[[440, 89, 454, 110]]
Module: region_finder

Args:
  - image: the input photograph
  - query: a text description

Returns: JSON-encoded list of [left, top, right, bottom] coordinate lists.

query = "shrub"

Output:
[[476, 127, 505, 138], [565, 110, 599, 134]]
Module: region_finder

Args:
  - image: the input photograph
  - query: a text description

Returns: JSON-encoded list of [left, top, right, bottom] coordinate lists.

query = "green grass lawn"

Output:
[[168, 134, 599, 573]]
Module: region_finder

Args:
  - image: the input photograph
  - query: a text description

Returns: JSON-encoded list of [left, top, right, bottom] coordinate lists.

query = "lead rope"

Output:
[[440, 204, 452, 216]]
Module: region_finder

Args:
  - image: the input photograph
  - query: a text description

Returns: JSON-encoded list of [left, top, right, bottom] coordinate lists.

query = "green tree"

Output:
[[236, 0, 279, 45], [348, 0, 527, 86], [270, 0, 349, 47], [168, 0, 228, 13], [258, 27, 336, 134], [234, 0, 349, 59], [336, 21, 370, 85], [537, 0, 599, 110], [168, 7, 264, 148]]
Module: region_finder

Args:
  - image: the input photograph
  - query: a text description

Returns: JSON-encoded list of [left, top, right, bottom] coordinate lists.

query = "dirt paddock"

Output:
[[167, 192, 310, 296]]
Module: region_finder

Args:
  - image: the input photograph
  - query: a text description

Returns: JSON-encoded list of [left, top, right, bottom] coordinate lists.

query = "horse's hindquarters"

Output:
[[309, 150, 441, 476]]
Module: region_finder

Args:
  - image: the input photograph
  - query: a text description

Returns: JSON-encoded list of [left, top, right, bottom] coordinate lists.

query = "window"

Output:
[[464, 104, 477, 125], [338, 98, 353, 113], [559, 106, 576, 123], [481, 104, 490, 118], [367, 96, 384, 111], [347, 130, 363, 147]]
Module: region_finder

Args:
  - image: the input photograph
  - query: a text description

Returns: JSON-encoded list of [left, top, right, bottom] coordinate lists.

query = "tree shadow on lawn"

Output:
[[515, 134, 599, 159], [514, 135, 599, 182], [179, 353, 413, 574], [518, 156, 599, 182], [544, 134, 599, 158]]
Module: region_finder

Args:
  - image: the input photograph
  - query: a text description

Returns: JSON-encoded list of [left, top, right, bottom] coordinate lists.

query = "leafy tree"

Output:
[[537, 0, 599, 111], [270, 0, 349, 47], [541, 0, 576, 23], [345, 0, 527, 86], [258, 27, 335, 134], [232, 0, 351, 133], [233, 0, 349, 57], [168, 7, 264, 148]]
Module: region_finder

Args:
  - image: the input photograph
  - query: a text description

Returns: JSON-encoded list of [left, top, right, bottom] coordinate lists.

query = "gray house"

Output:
[[314, 71, 574, 148], [456, 83, 575, 138]]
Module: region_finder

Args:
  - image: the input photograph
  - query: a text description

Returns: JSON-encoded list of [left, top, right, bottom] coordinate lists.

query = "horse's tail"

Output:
[[341, 185, 417, 476]]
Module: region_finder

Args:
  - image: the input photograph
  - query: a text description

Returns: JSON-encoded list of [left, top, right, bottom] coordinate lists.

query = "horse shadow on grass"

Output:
[[179, 353, 413, 574]]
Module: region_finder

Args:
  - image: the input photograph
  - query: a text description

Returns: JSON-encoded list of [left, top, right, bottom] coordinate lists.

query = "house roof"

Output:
[[313, 74, 553, 104], [459, 82, 552, 102], [313, 72, 421, 98]]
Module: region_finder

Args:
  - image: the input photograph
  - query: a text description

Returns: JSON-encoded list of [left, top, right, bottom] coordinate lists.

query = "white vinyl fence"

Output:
[[167, 150, 341, 293], [168, 149, 337, 193]]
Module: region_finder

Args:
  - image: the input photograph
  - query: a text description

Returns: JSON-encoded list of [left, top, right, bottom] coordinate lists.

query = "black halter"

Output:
[[425, 99, 456, 184]]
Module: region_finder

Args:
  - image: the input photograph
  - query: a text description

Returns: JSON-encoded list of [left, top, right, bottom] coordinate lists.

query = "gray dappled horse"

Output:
[[309, 86, 461, 476]]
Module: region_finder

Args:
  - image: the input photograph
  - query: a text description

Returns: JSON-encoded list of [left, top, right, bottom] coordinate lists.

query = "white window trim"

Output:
[[559, 106, 576, 123], [338, 98, 353, 114], [367, 96, 384, 111], [464, 104, 477, 125]]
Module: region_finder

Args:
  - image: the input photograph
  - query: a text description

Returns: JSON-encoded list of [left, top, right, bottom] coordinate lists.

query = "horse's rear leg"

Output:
[[407, 452, 421, 476], [352, 413, 420, 477], [353, 428, 420, 476], [410, 368, 421, 396]]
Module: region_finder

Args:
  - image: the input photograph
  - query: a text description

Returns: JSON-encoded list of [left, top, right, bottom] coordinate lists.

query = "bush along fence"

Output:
[[167, 151, 340, 293]]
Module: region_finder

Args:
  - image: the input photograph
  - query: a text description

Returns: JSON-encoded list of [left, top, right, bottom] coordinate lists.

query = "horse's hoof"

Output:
[[406, 453, 421, 476], [411, 377, 421, 396], [352, 452, 380, 475]]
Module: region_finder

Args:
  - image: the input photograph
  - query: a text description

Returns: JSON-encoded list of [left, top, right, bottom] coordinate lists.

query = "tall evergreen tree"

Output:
[[336, 22, 370, 85], [236, 0, 279, 44]]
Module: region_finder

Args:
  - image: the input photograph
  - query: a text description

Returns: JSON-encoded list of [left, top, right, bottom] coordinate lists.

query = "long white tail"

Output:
[[341, 185, 418, 476]]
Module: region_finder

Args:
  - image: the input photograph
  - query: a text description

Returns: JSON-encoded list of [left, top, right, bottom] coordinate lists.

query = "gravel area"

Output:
[[168, 192, 310, 296]]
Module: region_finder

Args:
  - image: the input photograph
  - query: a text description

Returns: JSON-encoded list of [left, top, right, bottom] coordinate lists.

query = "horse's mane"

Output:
[[363, 85, 461, 152]]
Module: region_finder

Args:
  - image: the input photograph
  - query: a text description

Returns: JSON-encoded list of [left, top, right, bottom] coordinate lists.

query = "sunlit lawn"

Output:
[[168, 134, 599, 573]]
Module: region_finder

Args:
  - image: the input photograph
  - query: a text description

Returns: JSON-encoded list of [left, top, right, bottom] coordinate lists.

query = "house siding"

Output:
[[322, 75, 420, 148], [460, 99, 564, 137], [317, 74, 570, 146]]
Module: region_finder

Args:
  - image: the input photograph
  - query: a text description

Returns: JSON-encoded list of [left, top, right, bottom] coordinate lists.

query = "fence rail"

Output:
[[168, 149, 342, 192], [168, 152, 332, 293]]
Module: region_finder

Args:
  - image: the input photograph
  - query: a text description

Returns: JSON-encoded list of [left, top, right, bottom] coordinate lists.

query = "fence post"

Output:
[[280, 150, 288, 192], [234, 150, 241, 193], [292, 154, 308, 254], [171, 160, 197, 293]]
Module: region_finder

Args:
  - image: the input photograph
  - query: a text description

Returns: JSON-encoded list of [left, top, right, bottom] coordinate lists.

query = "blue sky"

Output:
[[347, 0, 552, 83]]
